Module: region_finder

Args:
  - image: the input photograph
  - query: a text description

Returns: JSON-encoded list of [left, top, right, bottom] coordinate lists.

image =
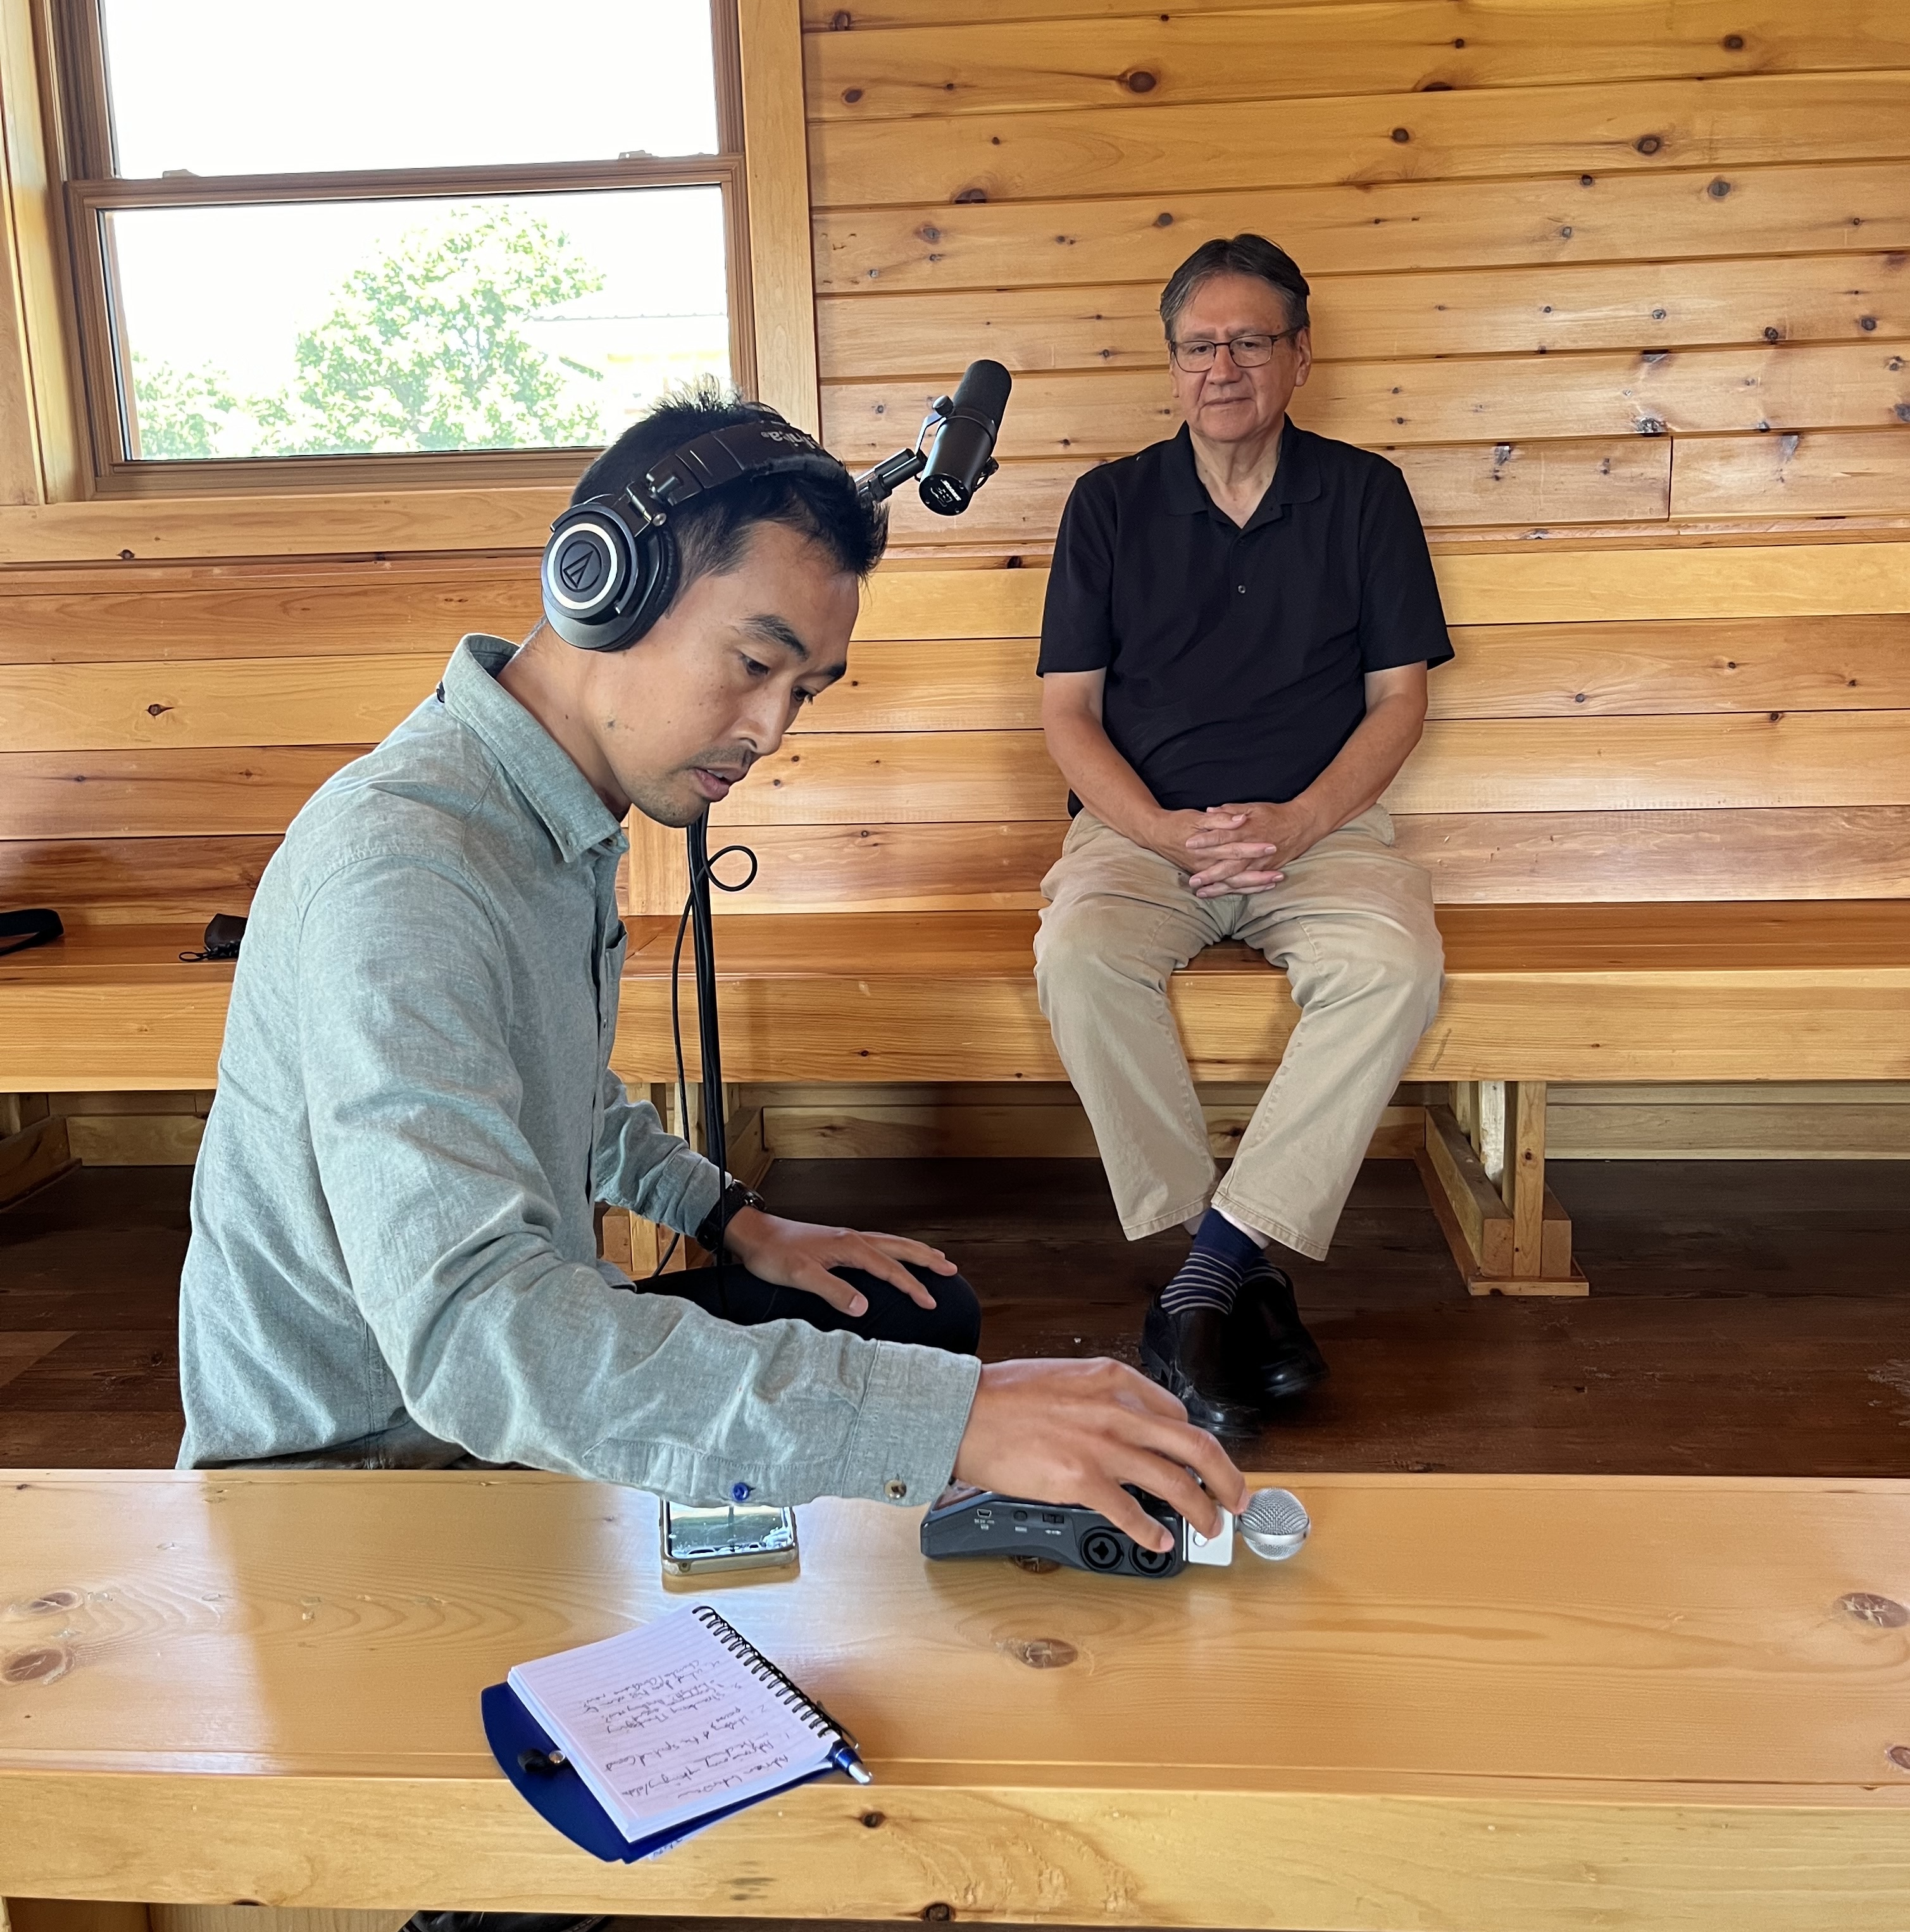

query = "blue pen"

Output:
[[830, 1739, 873, 1785]]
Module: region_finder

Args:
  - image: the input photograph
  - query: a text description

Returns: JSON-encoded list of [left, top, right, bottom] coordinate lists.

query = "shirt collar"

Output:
[[440, 635, 625, 864], [1161, 418, 1322, 528]]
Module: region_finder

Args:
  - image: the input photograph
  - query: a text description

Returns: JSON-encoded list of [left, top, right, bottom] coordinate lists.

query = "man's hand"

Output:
[[1182, 798, 1323, 898], [1142, 806, 1260, 874], [953, 1357, 1248, 1552], [719, 1207, 956, 1316]]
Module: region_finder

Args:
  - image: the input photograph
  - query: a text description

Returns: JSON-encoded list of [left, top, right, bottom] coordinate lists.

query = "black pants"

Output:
[[637, 1257, 983, 1356]]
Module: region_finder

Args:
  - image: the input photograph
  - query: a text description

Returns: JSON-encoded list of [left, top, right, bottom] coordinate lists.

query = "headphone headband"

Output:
[[540, 416, 856, 654], [642, 421, 846, 512]]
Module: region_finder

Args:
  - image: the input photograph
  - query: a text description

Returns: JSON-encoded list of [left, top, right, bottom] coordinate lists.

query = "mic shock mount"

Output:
[[852, 397, 999, 511]]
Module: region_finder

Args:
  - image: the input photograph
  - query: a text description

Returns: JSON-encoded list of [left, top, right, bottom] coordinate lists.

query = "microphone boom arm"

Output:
[[853, 399, 954, 508], [689, 370, 1009, 1266]]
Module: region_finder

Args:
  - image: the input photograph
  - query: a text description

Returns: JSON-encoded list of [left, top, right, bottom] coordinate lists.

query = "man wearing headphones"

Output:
[[177, 384, 1244, 1566]]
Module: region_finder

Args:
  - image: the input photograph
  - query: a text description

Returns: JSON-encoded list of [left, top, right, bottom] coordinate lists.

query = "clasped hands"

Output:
[[1153, 797, 1322, 898]]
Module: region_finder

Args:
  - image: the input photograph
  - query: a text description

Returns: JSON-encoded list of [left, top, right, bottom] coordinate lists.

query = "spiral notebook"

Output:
[[482, 1604, 868, 1862]]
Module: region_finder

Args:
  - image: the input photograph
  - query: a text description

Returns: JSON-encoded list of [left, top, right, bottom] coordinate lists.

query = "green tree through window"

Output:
[[129, 204, 607, 459], [127, 354, 249, 459]]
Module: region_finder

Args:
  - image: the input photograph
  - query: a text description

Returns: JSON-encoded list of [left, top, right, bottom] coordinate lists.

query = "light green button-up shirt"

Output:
[[176, 635, 980, 1499]]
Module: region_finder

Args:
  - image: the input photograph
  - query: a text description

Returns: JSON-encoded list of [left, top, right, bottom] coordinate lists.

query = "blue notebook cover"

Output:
[[481, 1680, 843, 1862], [481, 1605, 866, 1863]]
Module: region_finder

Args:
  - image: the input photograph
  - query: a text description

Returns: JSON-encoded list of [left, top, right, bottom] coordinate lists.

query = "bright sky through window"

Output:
[[92, 2, 730, 461], [111, 189, 731, 459], [99, 0, 718, 175]]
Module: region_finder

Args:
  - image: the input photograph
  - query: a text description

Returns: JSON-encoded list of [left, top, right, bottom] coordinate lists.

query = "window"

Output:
[[53, 0, 750, 493]]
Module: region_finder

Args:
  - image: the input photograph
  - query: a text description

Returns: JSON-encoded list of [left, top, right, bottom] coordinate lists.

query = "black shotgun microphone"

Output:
[[918, 358, 1012, 516]]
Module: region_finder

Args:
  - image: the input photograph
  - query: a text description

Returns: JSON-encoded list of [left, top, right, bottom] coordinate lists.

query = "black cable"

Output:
[[652, 823, 758, 1292], [657, 888, 695, 1280]]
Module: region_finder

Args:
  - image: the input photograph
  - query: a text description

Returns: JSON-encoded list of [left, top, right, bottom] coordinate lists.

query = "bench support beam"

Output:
[[1416, 1083, 1588, 1297], [0, 1093, 77, 1209]]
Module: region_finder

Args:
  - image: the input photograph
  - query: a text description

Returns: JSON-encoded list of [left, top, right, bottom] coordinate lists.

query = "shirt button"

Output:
[[883, 1478, 909, 1501], [730, 1481, 752, 1502], [1237, 584, 1247, 594]]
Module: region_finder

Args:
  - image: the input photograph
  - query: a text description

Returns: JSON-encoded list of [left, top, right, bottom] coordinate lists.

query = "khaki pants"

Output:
[[1034, 804, 1444, 1259]]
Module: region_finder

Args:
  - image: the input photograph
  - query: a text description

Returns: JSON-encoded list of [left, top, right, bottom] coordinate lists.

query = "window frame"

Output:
[[47, 0, 756, 498]]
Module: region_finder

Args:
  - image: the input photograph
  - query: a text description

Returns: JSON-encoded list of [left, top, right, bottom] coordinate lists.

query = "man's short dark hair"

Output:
[[571, 379, 887, 608], [1159, 234, 1311, 340]]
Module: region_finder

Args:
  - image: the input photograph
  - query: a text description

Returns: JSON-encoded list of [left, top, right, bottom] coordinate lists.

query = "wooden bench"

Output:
[[4, 1467, 1910, 1932], [4, 544, 1910, 1291], [612, 543, 1910, 1290]]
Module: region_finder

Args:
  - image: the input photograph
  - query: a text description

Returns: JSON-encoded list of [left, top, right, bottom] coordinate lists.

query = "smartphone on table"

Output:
[[660, 1499, 799, 1576]]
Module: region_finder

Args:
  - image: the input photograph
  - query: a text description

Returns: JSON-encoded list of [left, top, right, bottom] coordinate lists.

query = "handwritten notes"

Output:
[[508, 1606, 837, 1843]]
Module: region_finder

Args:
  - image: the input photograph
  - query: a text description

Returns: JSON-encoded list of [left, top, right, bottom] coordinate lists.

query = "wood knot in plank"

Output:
[[1838, 1592, 1909, 1627], [2, 1643, 74, 1685], [1002, 1636, 1078, 1669], [1121, 69, 1157, 92], [8, 1588, 82, 1617]]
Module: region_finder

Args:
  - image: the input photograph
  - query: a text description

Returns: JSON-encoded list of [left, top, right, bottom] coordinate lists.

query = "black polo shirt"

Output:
[[1037, 421, 1452, 811]]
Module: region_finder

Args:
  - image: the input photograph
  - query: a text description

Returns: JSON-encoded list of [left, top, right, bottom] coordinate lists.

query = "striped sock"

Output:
[[1159, 1207, 1267, 1316]]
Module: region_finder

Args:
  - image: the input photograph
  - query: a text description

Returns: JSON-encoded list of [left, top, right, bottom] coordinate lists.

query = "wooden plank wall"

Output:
[[0, 555, 544, 925], [689, 2, 1910, 920], [719, 547, 1910, 913], [806, 0, 1910, 558]]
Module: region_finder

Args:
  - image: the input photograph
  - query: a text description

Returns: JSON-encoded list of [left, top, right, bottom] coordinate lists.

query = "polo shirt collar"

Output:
[[1161, 419, 1323, 528], [442, 634, 624, 863]]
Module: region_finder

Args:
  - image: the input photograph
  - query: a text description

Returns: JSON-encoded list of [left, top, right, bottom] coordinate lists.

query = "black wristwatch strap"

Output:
[[696, 1179, 765, 1253]]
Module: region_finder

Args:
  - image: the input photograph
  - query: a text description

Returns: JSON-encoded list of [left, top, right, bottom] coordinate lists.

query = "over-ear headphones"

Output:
[[540, 418, 854, 652]]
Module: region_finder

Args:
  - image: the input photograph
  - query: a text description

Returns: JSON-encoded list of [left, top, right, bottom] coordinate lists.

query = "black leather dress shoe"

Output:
[[1140, 1295, 1263, 1437], [1230, 1265, 1328, 1404]]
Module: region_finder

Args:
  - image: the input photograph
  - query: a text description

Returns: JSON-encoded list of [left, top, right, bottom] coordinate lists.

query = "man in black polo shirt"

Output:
[[1035, 234, 1452, 1434]]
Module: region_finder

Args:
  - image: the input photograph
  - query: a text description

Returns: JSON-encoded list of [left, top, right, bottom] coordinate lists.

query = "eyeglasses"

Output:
[[1168, 330, 1297, 372]]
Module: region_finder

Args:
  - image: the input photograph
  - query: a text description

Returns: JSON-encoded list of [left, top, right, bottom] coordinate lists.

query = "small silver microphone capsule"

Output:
[[1238, 1486, 1310, 1561]]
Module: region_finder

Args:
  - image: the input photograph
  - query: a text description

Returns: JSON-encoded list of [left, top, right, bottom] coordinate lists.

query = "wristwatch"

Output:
[[695, 1178, 766, 1252]]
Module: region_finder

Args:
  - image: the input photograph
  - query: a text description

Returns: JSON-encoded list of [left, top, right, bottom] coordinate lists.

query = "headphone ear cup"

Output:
[[540, 499, 676, 652], [617, 522, 678, 649]]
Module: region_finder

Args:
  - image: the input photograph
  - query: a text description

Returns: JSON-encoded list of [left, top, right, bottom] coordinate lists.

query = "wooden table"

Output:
[[4, 1470, 1910, 1931]]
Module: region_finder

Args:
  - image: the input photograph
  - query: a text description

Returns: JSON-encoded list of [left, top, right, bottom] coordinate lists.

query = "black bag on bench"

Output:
[[180, 913, 248, 963], [0, 907, 63, 959]]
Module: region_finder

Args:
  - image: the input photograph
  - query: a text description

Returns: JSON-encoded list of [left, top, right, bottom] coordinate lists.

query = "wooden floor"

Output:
[[2, 1156, 1907, 1474]]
